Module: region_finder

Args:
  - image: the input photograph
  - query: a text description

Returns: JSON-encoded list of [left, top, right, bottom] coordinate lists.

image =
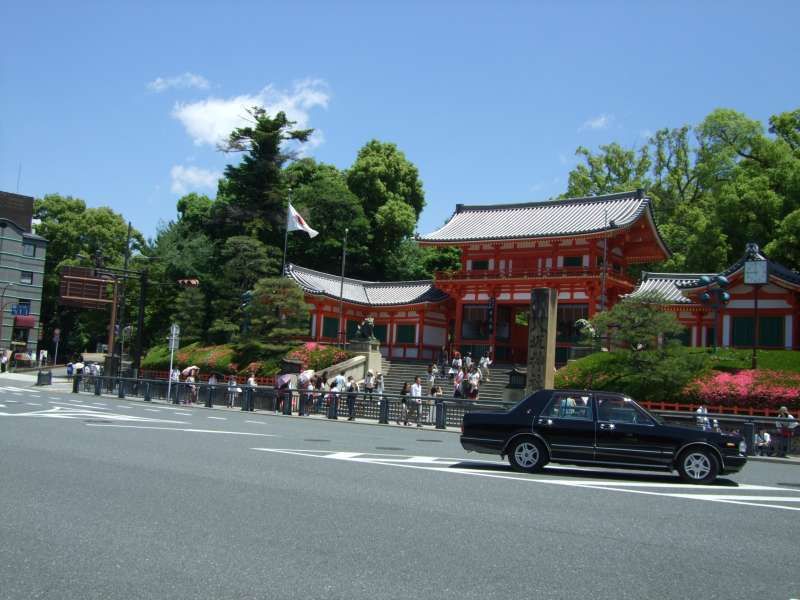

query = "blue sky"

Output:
[[2, 1, 799, 240]]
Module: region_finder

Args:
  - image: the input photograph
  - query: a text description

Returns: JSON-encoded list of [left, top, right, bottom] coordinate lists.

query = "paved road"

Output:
[[1, 385, 798, 599]]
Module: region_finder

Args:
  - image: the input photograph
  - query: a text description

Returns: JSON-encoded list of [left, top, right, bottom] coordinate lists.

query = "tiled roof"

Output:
[[678, 248, 800, 289], [419, 190, 664, 247], [629, 273, 708, 304], [285, 264, 450, 306]]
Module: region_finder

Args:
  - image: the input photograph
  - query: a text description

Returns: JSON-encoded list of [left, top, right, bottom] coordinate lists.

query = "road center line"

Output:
[[207, 416, 226, 420]]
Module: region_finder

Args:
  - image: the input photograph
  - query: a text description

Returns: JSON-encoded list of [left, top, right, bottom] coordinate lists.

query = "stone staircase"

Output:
[[378, 358, 508, 401]]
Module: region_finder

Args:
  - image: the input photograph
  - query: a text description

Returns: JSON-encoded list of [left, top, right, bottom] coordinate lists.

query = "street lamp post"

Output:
[[698, 275, 730, 351], [743, 243, 768, 369]]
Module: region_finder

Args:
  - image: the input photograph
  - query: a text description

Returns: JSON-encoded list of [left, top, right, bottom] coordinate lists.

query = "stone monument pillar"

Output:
[[525, 288, 558, 393]]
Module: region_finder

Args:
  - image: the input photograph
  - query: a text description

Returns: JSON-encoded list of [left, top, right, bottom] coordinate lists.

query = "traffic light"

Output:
[[241, 290, 254, 309], [177, 279, 200, 287]]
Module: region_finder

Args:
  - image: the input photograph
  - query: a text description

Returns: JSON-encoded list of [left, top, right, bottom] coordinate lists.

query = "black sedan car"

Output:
[[460, 389, 747, 484]]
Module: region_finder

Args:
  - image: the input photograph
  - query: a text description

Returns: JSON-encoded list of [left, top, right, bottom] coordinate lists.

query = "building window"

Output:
[[556, 304, 588, 343], [471, 260, 490, 271], [373, 324, 387, 343], [396, 324, 416, 344], [20, 271, 33, 285], [733, 316, 785, 347], [23, 243, 36, 257], [13, 299, 31, 316], [563, 256, 583, 268], [461, 305, 489, 340], [322, 316, 339, 339], [11, 327, 29, 344]]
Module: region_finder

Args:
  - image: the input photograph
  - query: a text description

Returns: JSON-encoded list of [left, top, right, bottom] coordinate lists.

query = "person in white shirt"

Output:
[[695, 405, 710, 431], [776, 406, 797, 457], [755, 429, 772, 456], [364, 370, 375, 401], [410, 376, 423, 427], [479, 353, 492, 382]]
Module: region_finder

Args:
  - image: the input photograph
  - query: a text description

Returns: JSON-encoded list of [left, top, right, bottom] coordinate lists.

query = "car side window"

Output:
[[597, 397, 653, 425], [542, 394, 593, 420]]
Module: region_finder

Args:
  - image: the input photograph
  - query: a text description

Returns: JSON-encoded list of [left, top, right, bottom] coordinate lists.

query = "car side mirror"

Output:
[[526, 408, 533, 415]]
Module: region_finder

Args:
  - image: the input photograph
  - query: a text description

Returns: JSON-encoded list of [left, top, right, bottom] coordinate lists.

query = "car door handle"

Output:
[[537, 418, 553, 426], [599, 423, 615, 431]]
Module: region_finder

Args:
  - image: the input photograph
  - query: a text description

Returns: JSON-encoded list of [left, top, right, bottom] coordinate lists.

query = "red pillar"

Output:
[[454, 292, 464, 355], [315, 304, 324, 341], [418, 308, 426, 359]]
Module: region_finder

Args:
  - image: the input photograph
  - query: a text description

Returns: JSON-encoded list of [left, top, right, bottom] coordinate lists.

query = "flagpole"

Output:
[[282, 194, 291, 276], [338, 228, 348, 347]]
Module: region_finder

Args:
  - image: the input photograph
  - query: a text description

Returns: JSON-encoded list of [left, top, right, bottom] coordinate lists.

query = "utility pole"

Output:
[[115, 222, 133, 361], [338, 228, 348, 347]]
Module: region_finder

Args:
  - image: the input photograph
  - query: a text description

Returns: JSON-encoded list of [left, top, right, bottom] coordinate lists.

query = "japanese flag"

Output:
[[287, 203, 319, 238]]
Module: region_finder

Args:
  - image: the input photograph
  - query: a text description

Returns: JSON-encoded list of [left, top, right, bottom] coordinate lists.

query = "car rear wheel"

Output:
[[508, 438, 547, 473], [677, 448, 719, 484]]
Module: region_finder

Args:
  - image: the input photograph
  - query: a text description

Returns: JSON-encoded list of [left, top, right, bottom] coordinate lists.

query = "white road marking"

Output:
[[172, 411, 192, 416], [12, 393, 22, 396], [0, 404, 5, 408], [93, 403, 106, 406], [246, 420, 266, 425], [251, 449, 800, 512], [85, 423, 276, 436], [29, 394, 41, 398], [5, 400, 18, 403], [26, 403, 41, 406], [0, 406, 187, 424], [207, 416, 226, 420], [49, 396, 60, 400], [144, 409, 160, 412]]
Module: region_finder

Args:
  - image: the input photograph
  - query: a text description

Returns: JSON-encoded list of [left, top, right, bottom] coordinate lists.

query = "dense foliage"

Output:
[[564, 107, 800, 272]]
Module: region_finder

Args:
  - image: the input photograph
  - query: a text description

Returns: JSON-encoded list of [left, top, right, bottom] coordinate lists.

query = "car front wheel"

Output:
[[677, 448, 719, 484], [508, 438, 547, 473]]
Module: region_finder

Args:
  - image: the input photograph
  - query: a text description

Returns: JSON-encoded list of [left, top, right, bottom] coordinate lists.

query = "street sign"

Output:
[[744, 260, 768, 285], [168, 322, 180, 351]]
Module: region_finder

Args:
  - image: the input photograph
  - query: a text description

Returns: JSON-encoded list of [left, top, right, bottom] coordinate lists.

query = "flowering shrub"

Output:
[[684, 370, 800, 408], [285, 342, 351, 372]]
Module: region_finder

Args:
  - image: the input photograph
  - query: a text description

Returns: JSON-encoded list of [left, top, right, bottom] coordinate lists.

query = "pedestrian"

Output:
[[318, 373, 329, 412], [397, 382, 410, 425], [468, 366, 481, 400], [346, 376, 358, 421], [305, 377, 315, 415], [755, 429, 772, 456], [427, 363, 437, 391], [186, 369, 197, 405], [364, 370, 375, 402], [453, 366, 464, 398], [479, 352, 492, 382], [464, 353, 472, 369], [776, 406, 797, 457], [65, 361, 73, 379], [226, 375, 238, 408], [410, 376, 423, 427]]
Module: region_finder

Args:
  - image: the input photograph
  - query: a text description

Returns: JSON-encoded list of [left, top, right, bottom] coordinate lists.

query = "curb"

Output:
[[747, 455, 800, 466]]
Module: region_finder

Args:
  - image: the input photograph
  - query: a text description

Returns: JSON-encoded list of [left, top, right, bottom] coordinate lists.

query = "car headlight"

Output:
[[739, 440, 747, 454]]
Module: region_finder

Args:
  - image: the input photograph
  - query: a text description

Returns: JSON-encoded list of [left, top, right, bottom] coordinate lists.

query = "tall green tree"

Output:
[[33, 194, 144, 357], [212, 108, 311, 244]]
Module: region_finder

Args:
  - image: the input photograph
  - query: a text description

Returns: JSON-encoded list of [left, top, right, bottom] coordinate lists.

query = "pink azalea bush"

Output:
[[685, 369, 800, 408], [285, 342, 350, 372]]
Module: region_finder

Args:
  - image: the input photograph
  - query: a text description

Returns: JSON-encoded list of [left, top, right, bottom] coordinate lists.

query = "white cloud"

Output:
[[170, 165, 221, 195], [147, 72, 211, 93], [171, 79, 330, 148], [579, 113, 614, 131]]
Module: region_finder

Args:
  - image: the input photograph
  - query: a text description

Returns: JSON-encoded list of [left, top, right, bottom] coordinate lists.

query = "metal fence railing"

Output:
[[72, 375, 516, 429]]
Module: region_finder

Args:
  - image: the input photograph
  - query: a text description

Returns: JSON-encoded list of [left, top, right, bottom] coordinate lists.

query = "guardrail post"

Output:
[[241, 387, 251, 411], [144, 381, 151, 402], [327, 394, 338, 419], [94, 377, 101, 396], [742, 420, 755, 456], [118, 379, 125, 398], [282, 391, 292, 415], [297, 391, 304, 416], [72, 373, 81, 394], [435, 400, 446, 429], [205, 385, 213, 408], [172, 384, 180, 405], [379, 396, 389, 424]]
